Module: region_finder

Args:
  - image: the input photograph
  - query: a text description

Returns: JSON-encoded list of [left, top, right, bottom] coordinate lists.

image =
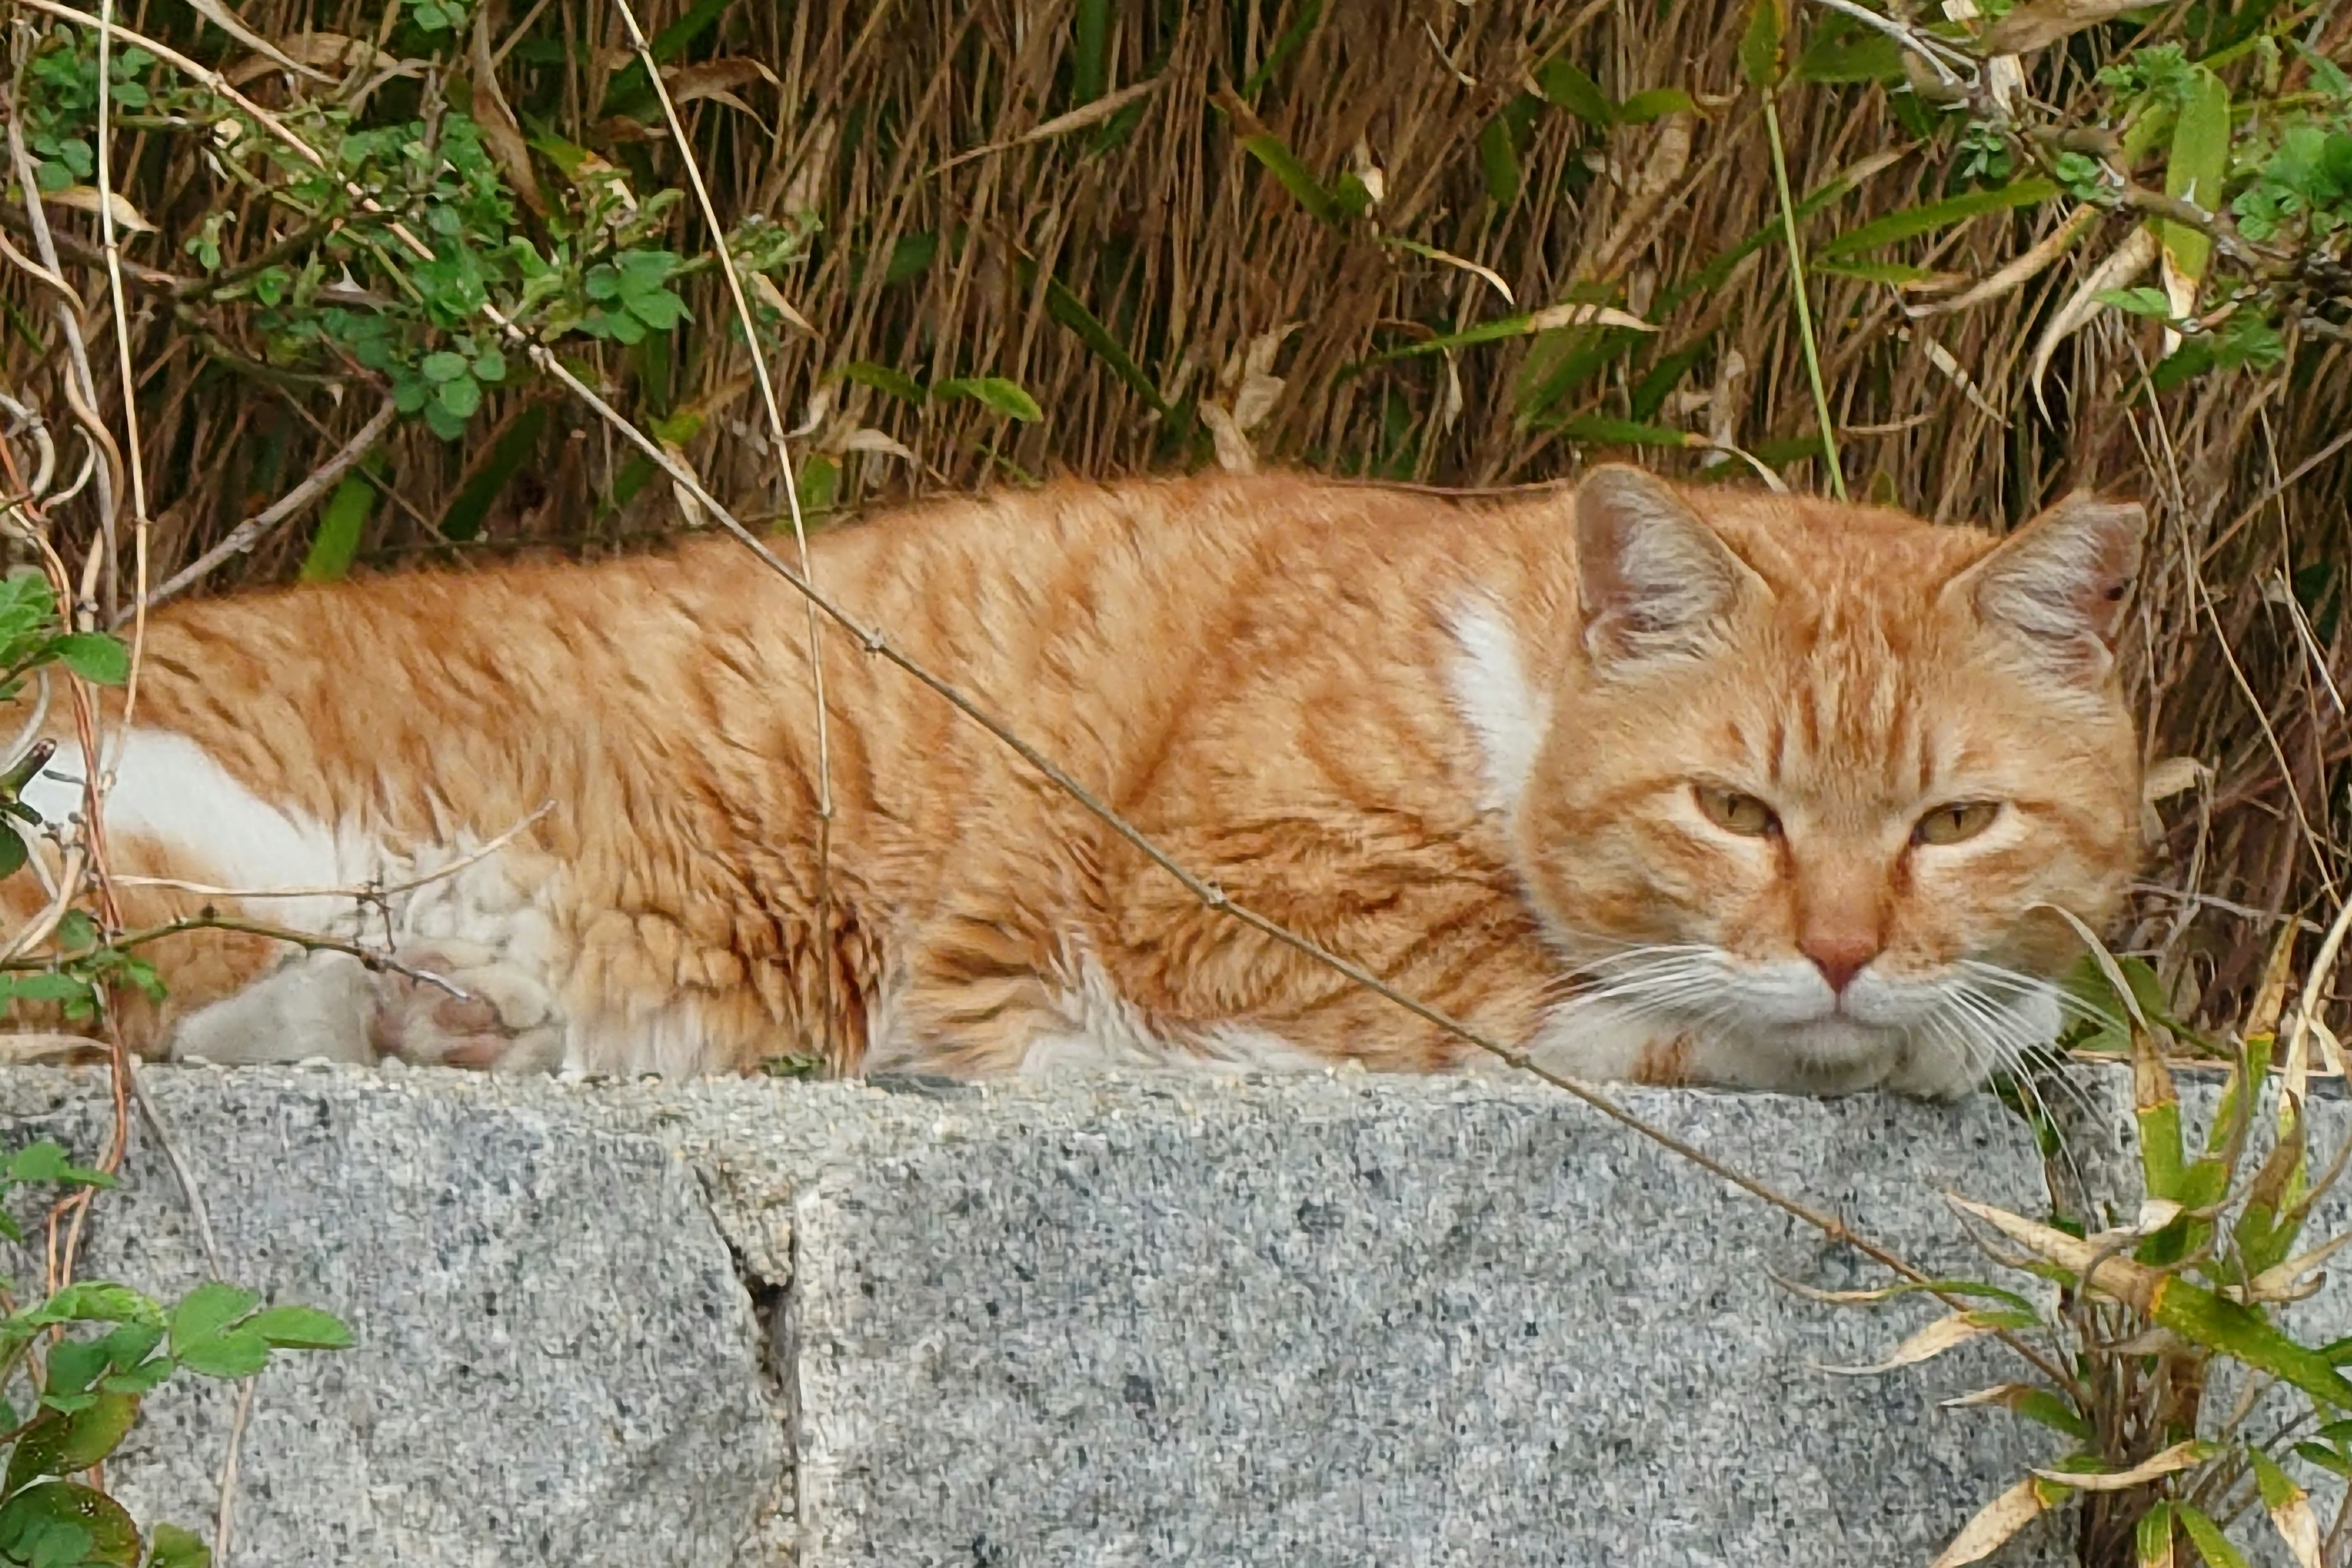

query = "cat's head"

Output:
[[1515, 464, 2145, 1098]]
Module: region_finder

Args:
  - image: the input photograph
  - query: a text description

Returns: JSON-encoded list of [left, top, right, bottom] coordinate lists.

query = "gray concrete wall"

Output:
[[0, 1062, 2212, 1567]]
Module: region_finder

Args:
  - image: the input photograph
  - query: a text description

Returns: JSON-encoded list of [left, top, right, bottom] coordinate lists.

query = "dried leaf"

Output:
[[937, 76, 1161, 172], [2141, 756, 2211, 804], [2034, 1441, 2217, 1491], [2250, 1449, 2323, 1568], [2029, 224, 2159, 410], [835, 428, 916, 462], [1199, 402, 1256, 474], [1929, 1475, 2055, 1568], [1948, 1195, 2165, 1310], [470, 12, 545, 216], [2248, 1232, 2352, 1304], [1380, 236, 1513, 306], [1818, 1311, 1997, 1376], [1910, 205, 2100, 318], [747, 273, 815, 337], [190, 0, 333, 83], [1525, 303, 1658, 333], [1982, 0, 2152, 55], [1913, 334, 2003, 423], [662, 58, 780, 100], [43, 186, 155, 235], [1434, 352, 1464, 434]]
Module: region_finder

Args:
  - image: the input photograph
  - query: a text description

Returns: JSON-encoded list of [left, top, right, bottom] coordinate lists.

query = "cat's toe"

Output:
[[368, 945, 564, 1074]]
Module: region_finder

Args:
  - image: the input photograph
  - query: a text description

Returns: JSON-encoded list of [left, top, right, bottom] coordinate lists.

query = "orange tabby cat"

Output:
[[1, 465, 2145, 1095]]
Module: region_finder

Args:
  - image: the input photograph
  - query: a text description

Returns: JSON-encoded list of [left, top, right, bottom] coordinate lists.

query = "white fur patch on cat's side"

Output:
[[20, 728, 360, 932], [1442, 599, 1550, 815]]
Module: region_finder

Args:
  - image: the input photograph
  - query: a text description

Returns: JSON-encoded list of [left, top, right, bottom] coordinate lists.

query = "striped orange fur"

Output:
[[2, 466, 2145, 1094]]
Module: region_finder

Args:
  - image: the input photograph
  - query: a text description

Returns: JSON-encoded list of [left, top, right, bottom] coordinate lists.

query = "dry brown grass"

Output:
[[1, 0, 2345, 1041]]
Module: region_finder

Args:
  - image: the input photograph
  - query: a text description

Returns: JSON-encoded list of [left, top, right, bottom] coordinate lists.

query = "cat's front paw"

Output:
[[368, 940, 564, 1073]]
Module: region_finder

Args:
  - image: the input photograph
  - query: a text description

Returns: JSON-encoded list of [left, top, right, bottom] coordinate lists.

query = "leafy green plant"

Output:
[[0, 1145, 350, 1568], [1825, 930, 2352, 1567]]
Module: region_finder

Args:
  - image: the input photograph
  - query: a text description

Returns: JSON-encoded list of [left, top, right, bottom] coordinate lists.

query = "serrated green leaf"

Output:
[[0, 1482, 140, 1567], [244, 1306, 352, 1351], [29, 1284, 159, 1329], [6, 1394, 140, 1491], [7, 1142, 113, 1189], [44, 633, 128, 686], [168, 1283, 256, 1352], [436, 375, 482, 420], [175, 1329, 268, 1379], [933, 377, 1042, 422]]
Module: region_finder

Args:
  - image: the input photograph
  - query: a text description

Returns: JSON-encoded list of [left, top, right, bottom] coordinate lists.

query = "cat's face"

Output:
[[1517, 467, 2144, 1097]]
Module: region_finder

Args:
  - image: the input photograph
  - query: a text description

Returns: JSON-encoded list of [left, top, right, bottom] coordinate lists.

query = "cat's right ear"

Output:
[[1951, 491, 2146, 680], [1574, 465, 1762, 671]]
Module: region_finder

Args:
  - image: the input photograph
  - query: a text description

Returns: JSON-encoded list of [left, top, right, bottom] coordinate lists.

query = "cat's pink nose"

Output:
[[1802, 935, 1879, 995]]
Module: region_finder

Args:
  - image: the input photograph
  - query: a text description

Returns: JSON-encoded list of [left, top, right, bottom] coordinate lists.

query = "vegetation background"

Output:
[[0, 4, 2350, 1564], [0, 0, 2346, 1046]]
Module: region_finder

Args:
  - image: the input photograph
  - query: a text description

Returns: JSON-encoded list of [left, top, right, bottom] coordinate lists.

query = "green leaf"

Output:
[[300, 471, 378, 584], [1532, 59, 1613, 124], [1614, 88, 1694, 124], [1811, 258, 1946, 286], [420, 351, 468, 383], [794, 454, 839, 518], [173, 1330, 267, 1379], [6, 1395, 140, 1491], [47, 634, 128, 686], [472, 349, 507, 384], [1817, 178, 2058, 258], [436, 375, 482, 420], [2098, 286, 2179, 319], [1738, 0, 1785, 88], [837, 362, 926, 404], [244, 1306, 352, 1351], [2013, 1389, 2095, 1441], [27, 1284, 159, 1329], [1795, 26, 1902, 83], [881, 232, 938, 285], [1476, 118, 1520, 208], [1024, 263, 1170, 417], [0, 1482, 140, 1567], [1239, 127, 1342, 224], [7, 1142, 113, 1189], [2136, 1501, 2176, 1564], [0, 830, 26, 884], [933, 377, 1042, 421], [436, 405, 542, 543], [1554, 415, 1692, 447], [624, 290, 688, 331], [2159, 66, 2231, 292], [2248, 1447, 2301, 1510], [2175, 1504, 2251, 1568], [1069, 0, 1109, 105], [169, 1283, 257, 1352], [145, 1524, 210, 1568]]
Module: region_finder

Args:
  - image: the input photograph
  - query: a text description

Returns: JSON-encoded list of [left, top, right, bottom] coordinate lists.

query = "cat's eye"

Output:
[[1913, 801, 2000, 846], [1694, 786, 1780, 838]]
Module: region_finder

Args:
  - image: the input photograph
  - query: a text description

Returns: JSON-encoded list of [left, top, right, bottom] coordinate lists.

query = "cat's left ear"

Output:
[[1952, 492, 2146, 676]]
